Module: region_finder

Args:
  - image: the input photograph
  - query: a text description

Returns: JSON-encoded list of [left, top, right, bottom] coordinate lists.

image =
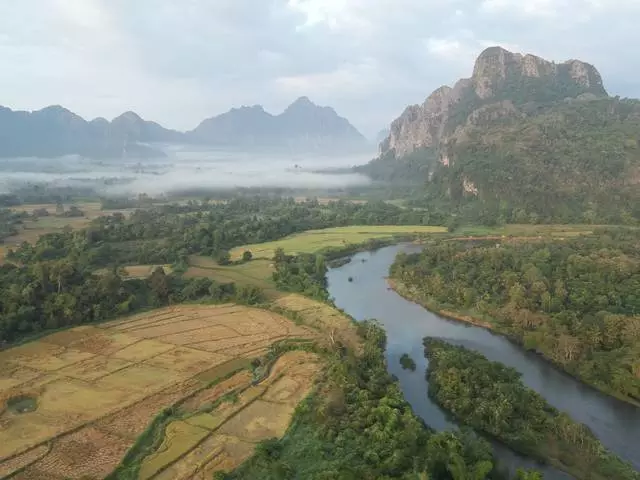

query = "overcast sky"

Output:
[[1, 0, 639, 138]]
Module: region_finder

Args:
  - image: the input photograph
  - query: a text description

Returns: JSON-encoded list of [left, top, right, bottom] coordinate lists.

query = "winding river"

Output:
[[326, 244, 640, 478]]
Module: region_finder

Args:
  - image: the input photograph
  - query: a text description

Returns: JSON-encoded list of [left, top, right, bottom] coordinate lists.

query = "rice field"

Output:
[[230, 225, 447, 260], [0, 303, 318, 479], [138, 351, 322, 480]]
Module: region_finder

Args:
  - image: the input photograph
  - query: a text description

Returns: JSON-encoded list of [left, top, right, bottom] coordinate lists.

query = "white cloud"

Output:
[[0, 0, 639, 137]]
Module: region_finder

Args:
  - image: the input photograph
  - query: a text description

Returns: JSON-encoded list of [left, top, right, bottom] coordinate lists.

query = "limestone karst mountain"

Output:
[[362, 46, 640, 223]]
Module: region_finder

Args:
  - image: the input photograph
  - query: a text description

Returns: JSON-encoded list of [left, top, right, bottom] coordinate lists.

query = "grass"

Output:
[[186, 258, 278, 296], [230, 225, 447, 260]]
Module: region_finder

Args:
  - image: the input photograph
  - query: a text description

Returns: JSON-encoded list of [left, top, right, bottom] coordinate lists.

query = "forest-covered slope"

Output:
[[361, 47, 640, 224]]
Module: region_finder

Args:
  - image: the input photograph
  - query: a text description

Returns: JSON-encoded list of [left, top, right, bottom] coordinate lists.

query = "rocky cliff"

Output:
[[380, 46, 606, 158]]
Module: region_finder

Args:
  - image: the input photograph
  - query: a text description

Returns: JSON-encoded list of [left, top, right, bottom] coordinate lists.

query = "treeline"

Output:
[[391, 228, 640, 401], [424, 338, 640, 480], [0, 263, 264, 344], [220, 322, 536, 480], [7, 197, 441, 268]]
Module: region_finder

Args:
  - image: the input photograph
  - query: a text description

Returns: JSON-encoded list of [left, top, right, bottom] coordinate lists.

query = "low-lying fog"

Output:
[[0, 145, 374, 197]]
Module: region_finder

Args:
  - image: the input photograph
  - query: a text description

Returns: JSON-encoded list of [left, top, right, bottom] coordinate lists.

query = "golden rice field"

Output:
[[0, 302, 319, 479], [138, 351, 321, 480], [230, 225, 447, 260]]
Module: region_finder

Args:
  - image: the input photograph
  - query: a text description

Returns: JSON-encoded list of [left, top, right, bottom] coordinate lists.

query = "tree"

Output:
[[242, 250, 253, 262], [216, 250, 231, 266], [149, 266, 170, 303]]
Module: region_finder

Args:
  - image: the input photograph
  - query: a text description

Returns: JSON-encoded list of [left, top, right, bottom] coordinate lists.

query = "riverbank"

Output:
[[388, 277, 640, 409], [424, 338, 640, 480]]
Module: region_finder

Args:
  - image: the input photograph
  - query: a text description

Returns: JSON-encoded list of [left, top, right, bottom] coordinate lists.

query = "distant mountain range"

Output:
[[0, 97, 367, 159]]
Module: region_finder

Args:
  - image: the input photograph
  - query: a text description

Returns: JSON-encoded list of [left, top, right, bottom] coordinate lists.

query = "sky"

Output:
[[1, 0, 639, 138]]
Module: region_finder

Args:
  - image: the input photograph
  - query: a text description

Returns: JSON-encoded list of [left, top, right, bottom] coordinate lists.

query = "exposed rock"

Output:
[[378, 46, 607, 160]]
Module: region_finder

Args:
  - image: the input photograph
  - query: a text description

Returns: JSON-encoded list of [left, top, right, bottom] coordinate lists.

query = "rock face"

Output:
[[189, 97, 367, 152], [0, 106, 181, 158], [379, 46, 607, 158]]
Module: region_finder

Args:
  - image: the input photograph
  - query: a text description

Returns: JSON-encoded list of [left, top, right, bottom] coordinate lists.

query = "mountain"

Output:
[[361, 46, 640, 224], [375, 128, 390, 146], [0, 105, 182, 158], [188, 97, 367, 152]]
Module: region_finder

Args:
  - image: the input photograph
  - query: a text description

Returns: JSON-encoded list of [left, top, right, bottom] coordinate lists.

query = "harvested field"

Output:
[[0, 304, 319, 479], [229, 225, 447, 260], [138, 351, 322, 480]]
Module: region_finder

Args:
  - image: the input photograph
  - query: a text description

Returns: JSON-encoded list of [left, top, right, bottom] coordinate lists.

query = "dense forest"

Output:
[[0, 197, 439, 344], [220, 322, 534, 480], [424, 339, 639, 480], [391, 229, 640, 401], [362, 96, 640, 226]]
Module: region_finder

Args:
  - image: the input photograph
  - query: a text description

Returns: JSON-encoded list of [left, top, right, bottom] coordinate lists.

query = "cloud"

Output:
[[0, 0, 639, 138]]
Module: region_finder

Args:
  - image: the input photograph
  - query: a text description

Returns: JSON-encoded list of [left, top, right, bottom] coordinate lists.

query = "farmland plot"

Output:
[[0, 304, 317, 479]]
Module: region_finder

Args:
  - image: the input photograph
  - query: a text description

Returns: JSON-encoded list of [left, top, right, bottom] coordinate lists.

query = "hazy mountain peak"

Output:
[[113, 111, 144, 123], [189, 97, 366, 152]]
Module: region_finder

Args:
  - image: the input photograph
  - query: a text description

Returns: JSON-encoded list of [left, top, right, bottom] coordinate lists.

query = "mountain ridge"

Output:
[[0, 97, 366, 158]]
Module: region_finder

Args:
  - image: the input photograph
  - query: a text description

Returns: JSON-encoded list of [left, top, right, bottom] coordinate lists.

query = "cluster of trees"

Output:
[[0, 209, 25, 242], [400, 353, 417, 371], [222, 322, 531, 480], [392, 229, 640, 401], [424, 338, 639, 480], [272, 248, 329, 301]]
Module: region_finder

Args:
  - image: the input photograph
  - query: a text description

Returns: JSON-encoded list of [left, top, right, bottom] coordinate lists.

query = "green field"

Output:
[[230, 225, 447, 260], [186, 258, 278, 295]]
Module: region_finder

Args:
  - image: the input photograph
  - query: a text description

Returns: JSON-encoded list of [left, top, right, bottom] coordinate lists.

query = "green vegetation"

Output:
[[391, 228, 640, 402], [364, 93, 640, 227], [272, 248, 329, 301], [400, 353, 417, 371], [220, 322, 515, 480], [1, 197, 445, 345], [424, 339, 639, 480], [0, 208, 26, 242], [106, 406, 177, 480], [231, 225, 446, 260]]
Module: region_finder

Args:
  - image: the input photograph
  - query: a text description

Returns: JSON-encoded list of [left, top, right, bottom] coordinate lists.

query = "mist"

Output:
[[0, 145, 375, 197]]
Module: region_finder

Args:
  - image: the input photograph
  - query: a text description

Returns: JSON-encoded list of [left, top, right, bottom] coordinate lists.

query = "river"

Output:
[[326, 244, 640, 478]]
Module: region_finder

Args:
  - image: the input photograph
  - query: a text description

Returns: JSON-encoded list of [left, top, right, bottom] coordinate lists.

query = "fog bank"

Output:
[[0, 146, 374, 197]]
